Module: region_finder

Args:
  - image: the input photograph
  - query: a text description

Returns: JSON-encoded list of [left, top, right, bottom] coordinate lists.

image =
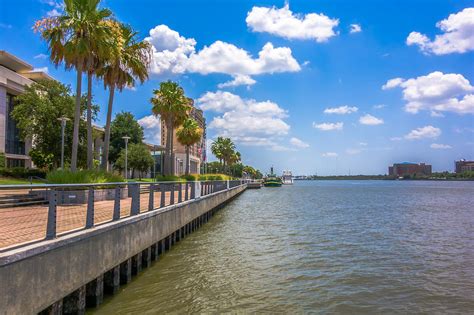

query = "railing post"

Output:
[[185, 182, 189, 200], [131, 183, 140, 215], [190, 181, 196, 199], [86, 187, 95, 228], [170, 183, 175, 205], [148, 184, 154, 211], [178, 183, 182, 203], [113, 186, 121, 221], [46, 189, 57, 239], [227, 180, 230, 190], [160, 184, 166, 207]]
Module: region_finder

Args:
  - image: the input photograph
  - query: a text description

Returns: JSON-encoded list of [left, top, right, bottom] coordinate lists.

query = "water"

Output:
[[91, 180, 474, 314]]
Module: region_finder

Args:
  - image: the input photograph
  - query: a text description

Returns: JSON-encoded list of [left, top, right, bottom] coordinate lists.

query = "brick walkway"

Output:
[[0, 190, 185, 250]]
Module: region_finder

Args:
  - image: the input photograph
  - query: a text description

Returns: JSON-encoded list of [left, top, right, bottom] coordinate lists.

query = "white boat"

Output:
[[282, 170, 293, 185]]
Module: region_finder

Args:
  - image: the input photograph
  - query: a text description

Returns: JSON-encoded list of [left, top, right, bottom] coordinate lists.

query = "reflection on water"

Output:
[[90, 180, 474, 314]]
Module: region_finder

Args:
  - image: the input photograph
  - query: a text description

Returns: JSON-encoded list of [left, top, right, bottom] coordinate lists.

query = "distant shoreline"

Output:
[[294, 177, 474, 181]]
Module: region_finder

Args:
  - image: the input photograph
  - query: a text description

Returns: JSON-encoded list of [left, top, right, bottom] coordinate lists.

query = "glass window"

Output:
[[5, 94, 25, 155]]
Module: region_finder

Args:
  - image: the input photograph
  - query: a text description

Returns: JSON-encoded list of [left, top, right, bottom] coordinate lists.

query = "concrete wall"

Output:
[[0, 185, 246, 314]]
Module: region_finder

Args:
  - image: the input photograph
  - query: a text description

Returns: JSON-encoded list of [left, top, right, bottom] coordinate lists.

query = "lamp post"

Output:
[[153, 145, 157, 181], [57, 116, 70, 169], [122, 136, 131, 180]]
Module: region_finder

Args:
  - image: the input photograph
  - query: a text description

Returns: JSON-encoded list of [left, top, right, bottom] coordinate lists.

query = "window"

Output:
[[6, 158, 25, 168], [5, 94, 25, 155]]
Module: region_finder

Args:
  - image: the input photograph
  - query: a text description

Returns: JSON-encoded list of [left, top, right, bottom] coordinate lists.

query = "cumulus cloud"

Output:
[[197, 91, 290, 148], [290, 137, 309, 148], [47, 9, 61, 17], [313, 122, 343, 131], [32, 67, 49, 73], [430, 143, 452, 149], [324, 105, 358, 114], [34, 53, 48, 59], [246, 4, 339, 42], [138, 115, 161, 144], [145, 25, 300, 87], [359, 114, 384, 125], [217, 75, 256, 88], [373, 104, 386, 109], [322, 152, 338, 157], [405, 126, 441, 140], [382, 71, 474, 115], [407, 8, 474, 55], [350, 24, 362, 33]]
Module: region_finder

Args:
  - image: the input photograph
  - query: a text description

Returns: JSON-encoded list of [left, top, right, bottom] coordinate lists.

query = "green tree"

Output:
[[115, 143, 154, 179], [11, 80, 97, 169], [176, 118, 203, 175], [150, 81, 191, 175], [109, 112, 144, 165], [35, 0, 113, 171], [211, 137, 225, 166], [99, 21, 151, 171]]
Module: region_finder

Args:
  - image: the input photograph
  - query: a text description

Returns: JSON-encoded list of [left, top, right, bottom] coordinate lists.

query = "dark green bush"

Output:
[[0, 167, 47, 179], [155, 175, 184, 182], [46, 170, 124, 184], [180, 174, 196, 181]]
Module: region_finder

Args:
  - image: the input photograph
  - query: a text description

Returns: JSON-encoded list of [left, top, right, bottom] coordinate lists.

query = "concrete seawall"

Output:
[[0, 184, 246, 314]]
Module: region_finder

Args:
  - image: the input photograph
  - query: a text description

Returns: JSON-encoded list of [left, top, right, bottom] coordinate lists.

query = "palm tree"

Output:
[[176, 118, 203, 175], [151, 81, 191, 175], [220, 137, 236, 173], [211, 137, 225, 168], [99, 22, 151, 171], [35, 0, 112, 171]]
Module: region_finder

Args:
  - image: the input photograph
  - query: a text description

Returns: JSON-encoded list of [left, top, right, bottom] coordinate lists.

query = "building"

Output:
[[161, 107, 206, 175], [0, 50, 53, 168], [388, 162, 432, 177], [455, 159, 474, 173]]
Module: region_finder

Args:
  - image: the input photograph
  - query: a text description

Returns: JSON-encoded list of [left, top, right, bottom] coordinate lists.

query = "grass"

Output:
[[0, 177, 43, 185], [46, 170, 124, 184]]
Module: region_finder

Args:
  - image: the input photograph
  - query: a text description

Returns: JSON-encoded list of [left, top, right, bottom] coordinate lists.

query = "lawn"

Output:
[[0, 177, 43, 185]]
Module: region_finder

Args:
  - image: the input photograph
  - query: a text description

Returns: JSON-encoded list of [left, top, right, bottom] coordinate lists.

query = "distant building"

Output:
[[455, 159, 474, 173], [388, 162, 432, 177], [161, 107, 206, 175], [0, 50, 53, 168]]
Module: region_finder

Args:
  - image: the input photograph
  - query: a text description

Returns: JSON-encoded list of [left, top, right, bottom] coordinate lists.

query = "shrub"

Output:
[[0, 153, 5, 168], [155, 175, 184, 182], [46, 170, 124, 184], [0, 167, 47, 179], [180, 174, 197, 181]]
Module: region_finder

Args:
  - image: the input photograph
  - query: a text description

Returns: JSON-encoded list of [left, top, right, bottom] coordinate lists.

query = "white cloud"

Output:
[[324, 105, 358, 114], [383, 71, 474, 114], [359, 114, 384, 125], [373, 104, 386, 109], [312, 122, 344, 131], [350, 24, 362, 34], [313, 122, 343, 131], [145, 25, 300, 87], [246, 4, 339, 42], [197, 91, 289, 148], [407, 8, 474, 55], [47, 9, 61, 17], [405, 126, 441, 140], [138, 115, 161, 144], [32, 67, 48, 73], [322, 152, 338, 157], [359, 142, 368, 146], [290, 137, 309, 148], [270, 145, 295, 152], [346, 148, 361, 155], [430, 143, 452, 149], [34, 53, 48, 59], [217, 75, 256, 88]]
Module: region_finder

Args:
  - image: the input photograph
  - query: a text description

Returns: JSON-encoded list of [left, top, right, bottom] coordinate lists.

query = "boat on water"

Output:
[[263, 167, 282, 187], [282, 170, 293, 185]]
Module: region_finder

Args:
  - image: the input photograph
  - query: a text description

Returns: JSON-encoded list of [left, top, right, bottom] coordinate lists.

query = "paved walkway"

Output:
[[0, 190, 186, 250]]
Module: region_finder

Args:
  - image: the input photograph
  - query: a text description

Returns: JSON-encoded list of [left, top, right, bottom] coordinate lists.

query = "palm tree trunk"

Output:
[[101, 86, 115, 171], [71, 63, 83, 172], [170, 124, 175, 176], [86, 71, 93, 170], [185, 145, 190, 175]]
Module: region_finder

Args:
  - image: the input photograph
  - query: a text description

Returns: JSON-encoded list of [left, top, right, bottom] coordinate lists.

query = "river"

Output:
[[90, 180, 474, 314]]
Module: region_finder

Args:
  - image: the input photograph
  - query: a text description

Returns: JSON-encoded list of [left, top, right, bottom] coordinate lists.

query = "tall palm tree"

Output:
[[211, 137, 225, 168], [35, 0, 112, 171], [176, 118, 203, 175], [220, 137, 236, 173], [99, 22, 151, 171], [151, 81, 191, 175]]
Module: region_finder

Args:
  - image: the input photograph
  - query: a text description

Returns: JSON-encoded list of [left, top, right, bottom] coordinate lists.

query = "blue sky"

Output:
[[1, 0, 473, 175]]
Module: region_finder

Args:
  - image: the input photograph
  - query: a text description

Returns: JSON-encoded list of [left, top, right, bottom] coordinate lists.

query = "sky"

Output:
[[1, 0, 473, 175]]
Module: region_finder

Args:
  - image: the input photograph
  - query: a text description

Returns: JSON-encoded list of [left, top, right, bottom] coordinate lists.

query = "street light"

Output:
[[122, 136, 131, 180], [57, 116, 70, 169]]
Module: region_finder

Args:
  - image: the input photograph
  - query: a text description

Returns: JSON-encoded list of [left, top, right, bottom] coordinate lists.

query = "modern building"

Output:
[[161, 106, 206, 175], [455, 159, 474, 173], [388, 162, 432, 177], [0, 50, 53, 168]]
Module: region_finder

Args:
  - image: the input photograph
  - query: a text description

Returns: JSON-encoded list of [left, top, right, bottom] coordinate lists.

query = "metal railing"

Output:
[[0, 180, 247, 251]]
